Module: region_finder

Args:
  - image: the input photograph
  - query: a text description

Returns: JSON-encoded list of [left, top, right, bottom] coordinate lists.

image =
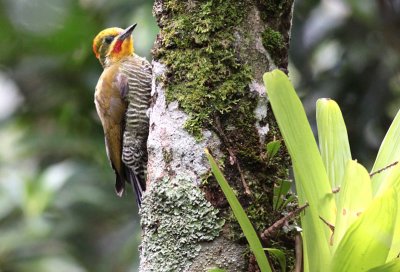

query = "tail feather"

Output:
[[125, 167, 144, 207]]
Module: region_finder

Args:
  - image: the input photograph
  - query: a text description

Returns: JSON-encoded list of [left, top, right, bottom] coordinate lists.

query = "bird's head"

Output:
[[92, 24, 136, 67]]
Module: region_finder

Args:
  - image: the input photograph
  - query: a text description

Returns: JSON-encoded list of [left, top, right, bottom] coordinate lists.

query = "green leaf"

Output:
[[264, 69, 335, 271], [367, 258, 400, 272], [205, 149, 272, 272], [374, 164, 400, 261], [371, 109, 400, 195], [333, 160, 372, 251], [264, 248, 286, 272], [316, 98, 352, 198], [266, 140, 281, 161], [273, 179, 292, 210], [330, 188, 398, 272]]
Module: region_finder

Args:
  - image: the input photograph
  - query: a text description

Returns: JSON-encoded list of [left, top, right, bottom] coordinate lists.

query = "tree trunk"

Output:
[[140, 0, 295, 271]]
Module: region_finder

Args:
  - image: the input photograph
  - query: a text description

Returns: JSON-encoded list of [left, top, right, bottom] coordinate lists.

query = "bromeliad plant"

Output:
[[205, 69, 400, 272], [263, 69, 400, 271], [206, 70, 400, 272]]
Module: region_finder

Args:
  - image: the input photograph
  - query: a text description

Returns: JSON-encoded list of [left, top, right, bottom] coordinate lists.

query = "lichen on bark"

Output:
[[140, 177, 224, 271]]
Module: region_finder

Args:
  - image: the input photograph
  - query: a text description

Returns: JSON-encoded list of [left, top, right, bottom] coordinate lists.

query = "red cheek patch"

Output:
[[113, 40, 123, 54]]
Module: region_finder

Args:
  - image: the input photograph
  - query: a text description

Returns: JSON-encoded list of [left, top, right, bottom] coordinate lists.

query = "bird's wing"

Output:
[[95, 67, 128, 196], [104, 136, 125, 196], [116, 73, 129, 100]]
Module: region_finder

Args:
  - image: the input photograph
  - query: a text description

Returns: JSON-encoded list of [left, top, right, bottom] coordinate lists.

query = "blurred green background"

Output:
[[0, 0, 399, 271], [0, 0, 157, 271], [291, 0, 400, 165]]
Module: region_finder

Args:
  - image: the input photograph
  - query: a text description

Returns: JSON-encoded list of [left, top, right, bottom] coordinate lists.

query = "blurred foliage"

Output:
[[0, 0, 157, 271], [290, 0, 400, 167], [0, 0, 399, 271]]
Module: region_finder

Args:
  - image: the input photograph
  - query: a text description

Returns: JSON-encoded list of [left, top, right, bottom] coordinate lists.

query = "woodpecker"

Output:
[[92, 24, 152, 206]]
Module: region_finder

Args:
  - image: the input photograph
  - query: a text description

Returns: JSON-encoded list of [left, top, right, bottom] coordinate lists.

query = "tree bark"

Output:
[[140, 1, 294, 271]]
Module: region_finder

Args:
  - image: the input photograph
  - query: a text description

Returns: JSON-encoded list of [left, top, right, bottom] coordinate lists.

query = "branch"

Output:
[[369, 161, 398, 177], [319, 216, 335, 246], [294, 234, 303, 272], [260, 203, 309, 243]]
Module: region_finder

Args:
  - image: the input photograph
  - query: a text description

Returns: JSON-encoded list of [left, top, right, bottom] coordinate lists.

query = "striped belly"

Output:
[[119, 55, 152, 181]]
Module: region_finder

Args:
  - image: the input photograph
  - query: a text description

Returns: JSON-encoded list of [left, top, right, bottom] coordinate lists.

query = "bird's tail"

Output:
[[124, 166, 144, 207]]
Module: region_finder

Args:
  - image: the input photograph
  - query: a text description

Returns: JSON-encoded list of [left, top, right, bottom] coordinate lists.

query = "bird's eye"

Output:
[[104, 36, 114, 44]]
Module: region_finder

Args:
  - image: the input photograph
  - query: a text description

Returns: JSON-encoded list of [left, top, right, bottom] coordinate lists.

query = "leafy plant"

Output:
[[272, 178, 294, 211], [205, 149, 272, 272], [265, 140, 281, 162], [264, 69, 400, 272], [264, 248, 286, 272]]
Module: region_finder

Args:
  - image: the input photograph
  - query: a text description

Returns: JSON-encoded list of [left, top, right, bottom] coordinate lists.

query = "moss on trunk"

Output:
[[154, 0, 254, 140]]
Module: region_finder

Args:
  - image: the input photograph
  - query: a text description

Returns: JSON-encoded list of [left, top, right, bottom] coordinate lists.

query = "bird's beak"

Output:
[[118, 24, 137, 41]]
